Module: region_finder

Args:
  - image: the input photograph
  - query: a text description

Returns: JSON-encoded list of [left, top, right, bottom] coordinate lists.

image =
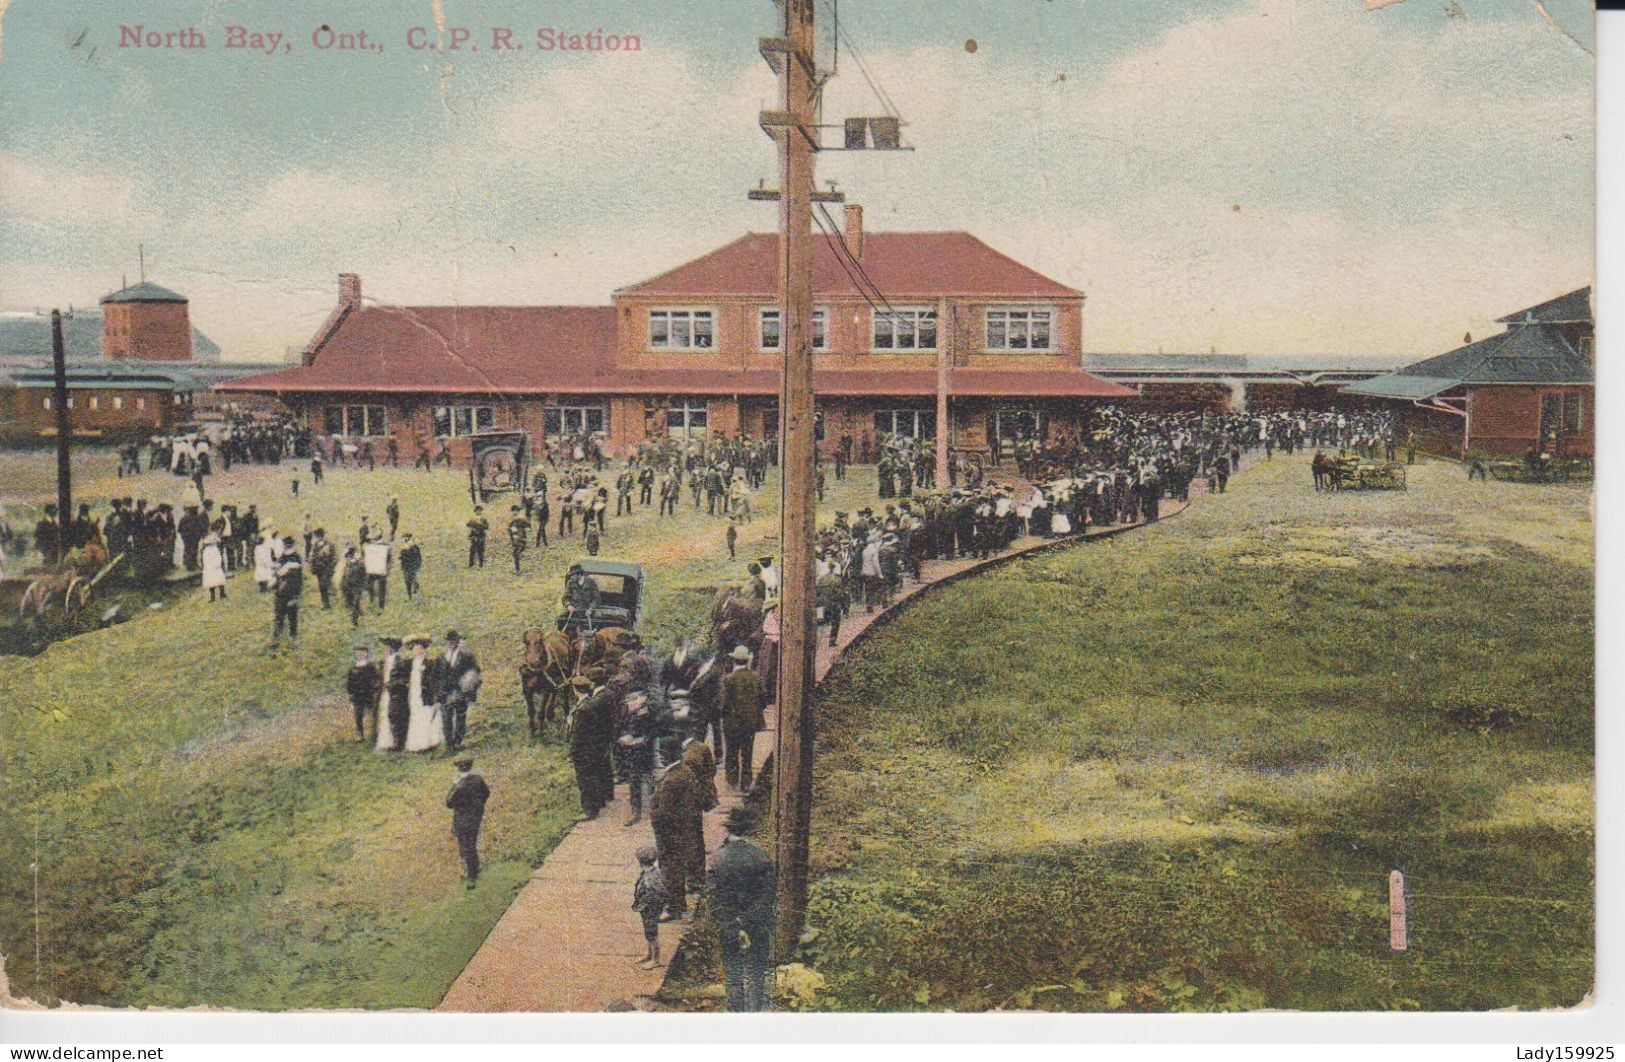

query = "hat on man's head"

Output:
[[378, 635, 403, 648], [636, 846, 658, 866], [454, 757, 474, 771], [757, 556, 774, 566], [405, 632, 432, 646], [445, 629, 462, 643], [731, 645, 752, 663], [354, 642, 372, 652]]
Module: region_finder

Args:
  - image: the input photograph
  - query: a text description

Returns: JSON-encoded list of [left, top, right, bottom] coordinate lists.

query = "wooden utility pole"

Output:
[[50, 309, 72, 547], [935, 303, 950, 486], [762, 0, 820, 954]]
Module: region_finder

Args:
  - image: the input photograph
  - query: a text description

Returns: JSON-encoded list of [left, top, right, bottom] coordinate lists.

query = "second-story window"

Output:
[[986, 307, 1054, 351], [759, 309, 781, 352], [872, 307, 937, 351], [760, 307, 829, 351], [650, 308, 714, 350]]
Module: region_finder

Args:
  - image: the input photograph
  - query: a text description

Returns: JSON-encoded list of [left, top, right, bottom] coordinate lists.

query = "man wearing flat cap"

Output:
[[708, 807, 776, 1011], [445, 757, 490, 889], [720, 645, 765, 790]]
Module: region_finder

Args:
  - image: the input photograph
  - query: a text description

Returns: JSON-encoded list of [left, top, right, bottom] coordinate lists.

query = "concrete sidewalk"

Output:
[[438, 491, 1204, 1011]]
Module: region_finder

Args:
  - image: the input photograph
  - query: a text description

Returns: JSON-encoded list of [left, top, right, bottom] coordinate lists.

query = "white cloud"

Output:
[[0, 151, 140, 225], [232, 169, 400, 239]]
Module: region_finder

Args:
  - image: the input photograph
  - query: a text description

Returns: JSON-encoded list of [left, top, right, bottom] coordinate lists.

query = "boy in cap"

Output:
[[632, 847, 668, 968], [445, 757, 490, 889]]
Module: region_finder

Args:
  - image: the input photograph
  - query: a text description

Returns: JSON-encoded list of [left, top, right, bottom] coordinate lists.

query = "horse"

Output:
[[575, 625, 641, 685], [519, 627, 575, 737], [710, 586, 765, 657]]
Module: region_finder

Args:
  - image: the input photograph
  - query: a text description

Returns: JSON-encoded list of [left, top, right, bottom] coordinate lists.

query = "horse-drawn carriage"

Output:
[[557, 560, 644, 635], [1316, 454, 1407, 492]]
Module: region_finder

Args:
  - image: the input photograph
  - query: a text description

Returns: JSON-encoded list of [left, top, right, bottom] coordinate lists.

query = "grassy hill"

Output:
[[800, 456, 1593, 1012]]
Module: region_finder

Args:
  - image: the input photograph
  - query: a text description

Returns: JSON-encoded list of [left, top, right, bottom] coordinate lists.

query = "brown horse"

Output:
[[519, 627, 575, 737]]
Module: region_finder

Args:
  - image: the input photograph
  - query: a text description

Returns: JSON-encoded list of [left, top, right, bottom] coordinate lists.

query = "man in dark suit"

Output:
[[439, 629, 481, 750], [398, 534, 423, 599], [445, 757, 490, 889], [271, 538, 304, 645], [709, 808, 777, 1011], [346, 643, 383, 742], [720, 646, 765, 790]]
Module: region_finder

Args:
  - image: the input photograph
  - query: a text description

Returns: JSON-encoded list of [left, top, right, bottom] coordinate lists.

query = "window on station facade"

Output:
[[874, 408, 936, 439], [544, 405, 608, 437], [325, 404, 389, 436], [1540, 392, 1583, 437], [985, 307, 1054, 351], [872, 307, 937, 351], [113, 397, 124, 410], [433, 405, 495, 438], [650, 308, 715, 350], [666, 398, 710, 439], [760, 307, 828, 351]]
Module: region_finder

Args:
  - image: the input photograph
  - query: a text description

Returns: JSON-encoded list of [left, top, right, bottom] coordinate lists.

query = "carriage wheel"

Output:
[[64, 577, 92, 617], [20, 580, 50, 622]]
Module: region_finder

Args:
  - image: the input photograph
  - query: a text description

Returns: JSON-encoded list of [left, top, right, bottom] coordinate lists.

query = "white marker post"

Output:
[[1389, 870, 1409, 952]]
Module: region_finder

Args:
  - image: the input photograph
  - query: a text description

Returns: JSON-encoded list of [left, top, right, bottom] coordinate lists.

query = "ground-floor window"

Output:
[[874, 408, 936, 439], [544, 405, 607, 437], [325, 404, 389, 436], [1540, 392, 1583, 437], [433, 404, 496, 437], [666, 398, 710, 440], [758, 400, 824, 440]]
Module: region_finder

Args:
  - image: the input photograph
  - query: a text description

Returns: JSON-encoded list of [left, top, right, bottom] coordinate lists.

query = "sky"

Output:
[[0, 0, 1596, 363]]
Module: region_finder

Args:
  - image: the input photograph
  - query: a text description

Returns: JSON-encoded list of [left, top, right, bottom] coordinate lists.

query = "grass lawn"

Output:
[[799, 454, 1593, 1012], [0, 449, 876, 1009]]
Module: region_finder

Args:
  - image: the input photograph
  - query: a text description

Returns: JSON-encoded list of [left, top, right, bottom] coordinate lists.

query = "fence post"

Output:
[[1389, 870, 1409, 952]]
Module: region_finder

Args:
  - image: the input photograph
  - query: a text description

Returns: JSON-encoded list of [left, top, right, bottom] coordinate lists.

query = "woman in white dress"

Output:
[[402, 637, 444, 753], [253, 532, 276, 591], [200, 528, 228, 601]]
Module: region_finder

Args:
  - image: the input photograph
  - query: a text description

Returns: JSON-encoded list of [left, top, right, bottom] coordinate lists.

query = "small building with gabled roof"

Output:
[[1343, 287, 1593, 457]]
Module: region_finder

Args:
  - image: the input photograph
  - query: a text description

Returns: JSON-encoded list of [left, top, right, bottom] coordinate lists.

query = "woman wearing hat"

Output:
[[402, 633, 445, 752]]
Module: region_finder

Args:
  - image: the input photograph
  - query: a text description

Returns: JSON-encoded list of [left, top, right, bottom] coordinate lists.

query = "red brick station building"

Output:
[[223, 209, 1139, 460]]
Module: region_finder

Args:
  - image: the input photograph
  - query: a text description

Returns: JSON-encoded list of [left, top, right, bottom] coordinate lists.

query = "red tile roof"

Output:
[[617, 232, 1084, 299], [221, 304, 619, 394]]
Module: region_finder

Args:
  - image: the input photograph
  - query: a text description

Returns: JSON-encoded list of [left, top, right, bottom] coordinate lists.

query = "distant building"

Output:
[[99, 281, 195, 362], [0, 281, 287, 439], [1343, 287, 1594, 457]]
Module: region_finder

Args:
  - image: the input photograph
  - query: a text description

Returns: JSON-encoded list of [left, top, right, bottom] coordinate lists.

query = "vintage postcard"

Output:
[[0, 0, 1598, 1028]]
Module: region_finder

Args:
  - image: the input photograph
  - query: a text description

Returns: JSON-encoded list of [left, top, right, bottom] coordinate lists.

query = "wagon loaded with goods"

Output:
[[1331, 456, 1407, 491]]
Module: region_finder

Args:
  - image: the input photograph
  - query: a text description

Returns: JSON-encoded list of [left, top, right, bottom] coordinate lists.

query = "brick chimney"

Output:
[[339, 273, 362, 306], [844, 204, 864, 260]]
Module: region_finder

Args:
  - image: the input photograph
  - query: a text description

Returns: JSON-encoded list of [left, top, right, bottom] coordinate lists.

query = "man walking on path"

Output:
[[709, 808, 777, 1012], [446, 757, 490, 890], [720, 645, 765, 791]]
